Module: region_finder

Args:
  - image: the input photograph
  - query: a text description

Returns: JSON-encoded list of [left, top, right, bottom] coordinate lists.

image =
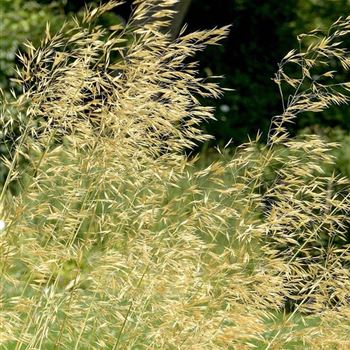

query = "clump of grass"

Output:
[[1, 1, 350, 348]]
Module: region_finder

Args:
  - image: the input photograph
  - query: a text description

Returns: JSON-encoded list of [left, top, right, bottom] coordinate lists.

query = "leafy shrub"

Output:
[[1, 1, 350, 348]]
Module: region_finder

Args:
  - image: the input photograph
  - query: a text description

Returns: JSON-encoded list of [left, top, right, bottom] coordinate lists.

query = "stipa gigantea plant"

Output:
[[0, 0, 350, 348]]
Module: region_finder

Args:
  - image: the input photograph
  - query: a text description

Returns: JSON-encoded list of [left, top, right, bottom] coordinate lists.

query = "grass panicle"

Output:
[[1, 2, 350, 349]]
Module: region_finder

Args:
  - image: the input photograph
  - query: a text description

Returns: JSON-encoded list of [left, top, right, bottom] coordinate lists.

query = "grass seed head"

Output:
[[1, 2, 350, 349]]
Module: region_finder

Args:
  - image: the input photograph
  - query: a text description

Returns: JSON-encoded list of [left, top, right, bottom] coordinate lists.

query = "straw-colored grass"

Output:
[[1, 1, 350, 349]]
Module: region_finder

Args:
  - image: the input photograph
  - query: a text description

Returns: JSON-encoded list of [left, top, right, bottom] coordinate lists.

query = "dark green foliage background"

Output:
[[184, 0, 350, 145], [185, 0, 298, 144]]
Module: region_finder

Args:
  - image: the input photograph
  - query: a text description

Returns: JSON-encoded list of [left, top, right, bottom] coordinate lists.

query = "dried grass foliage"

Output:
[[0, 1, 350, 348]]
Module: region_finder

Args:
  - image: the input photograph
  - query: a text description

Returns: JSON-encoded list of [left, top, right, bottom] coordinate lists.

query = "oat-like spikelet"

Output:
[[1, 2, 350, 349]]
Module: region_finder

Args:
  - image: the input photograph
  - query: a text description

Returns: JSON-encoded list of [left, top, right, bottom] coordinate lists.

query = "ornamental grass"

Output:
[[1, 1, 350, 349]]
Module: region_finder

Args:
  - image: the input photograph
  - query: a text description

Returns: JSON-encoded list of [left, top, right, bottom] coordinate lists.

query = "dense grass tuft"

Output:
[[1, 2, 350, 348]]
